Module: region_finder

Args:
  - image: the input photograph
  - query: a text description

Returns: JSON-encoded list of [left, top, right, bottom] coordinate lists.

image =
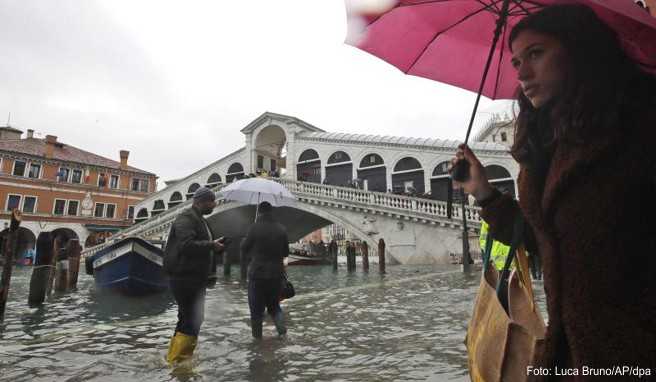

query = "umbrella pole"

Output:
[[452, 0, 512, 181], [254, 193, 261, 223], [463, 0, 511, 145], [453, 0, 511, 272]]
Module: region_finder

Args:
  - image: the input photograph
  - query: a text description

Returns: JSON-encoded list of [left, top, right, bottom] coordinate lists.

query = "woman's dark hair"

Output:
[[508, 4, 656, 164]]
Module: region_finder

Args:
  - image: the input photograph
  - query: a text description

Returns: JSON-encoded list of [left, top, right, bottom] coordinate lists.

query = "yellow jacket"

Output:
[[479, 221, 514, 271]]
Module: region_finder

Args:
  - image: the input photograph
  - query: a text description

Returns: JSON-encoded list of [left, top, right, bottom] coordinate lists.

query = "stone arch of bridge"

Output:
[[204, 201, 392, 262]]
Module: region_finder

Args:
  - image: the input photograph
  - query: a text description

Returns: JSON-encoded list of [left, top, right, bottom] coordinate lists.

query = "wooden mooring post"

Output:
[[54, 238, 69, 292], [28, 232, 54, 306], [361, 241, 369, 272], [346, 241, 356, 272], [0, 210, 22, 321], [378, 238, 386, 274], [47, 236, 64, 295], [330, 240, 338, 271], [67, 239, 82, 290]]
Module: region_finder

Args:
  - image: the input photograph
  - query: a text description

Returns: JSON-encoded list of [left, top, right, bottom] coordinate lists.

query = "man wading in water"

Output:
[[163, 187, 226, 363]]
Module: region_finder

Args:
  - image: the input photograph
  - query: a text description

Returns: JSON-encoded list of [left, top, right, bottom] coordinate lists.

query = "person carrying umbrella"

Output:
[[241, 201, 289, 339], [163, 187, 226, 363], [451, 4, 656, 377]]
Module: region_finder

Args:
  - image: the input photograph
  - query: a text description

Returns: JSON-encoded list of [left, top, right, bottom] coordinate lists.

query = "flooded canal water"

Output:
[[0, 264, 546, 381]]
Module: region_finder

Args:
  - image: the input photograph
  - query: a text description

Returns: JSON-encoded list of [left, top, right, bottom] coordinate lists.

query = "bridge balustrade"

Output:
[[276, 179, 480, 222], [82, 178, 481, 258]]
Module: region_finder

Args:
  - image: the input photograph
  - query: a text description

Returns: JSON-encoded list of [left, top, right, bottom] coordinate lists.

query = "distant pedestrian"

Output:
[[241, 201, 289, 338], [163, 187, 226, 363]]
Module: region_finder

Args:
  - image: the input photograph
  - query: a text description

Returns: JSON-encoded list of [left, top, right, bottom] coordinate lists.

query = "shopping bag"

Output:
[[466, 215, 546, 382]]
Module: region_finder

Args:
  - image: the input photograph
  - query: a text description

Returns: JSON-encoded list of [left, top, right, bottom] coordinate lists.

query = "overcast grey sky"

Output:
[[1, 0, 512, 188]]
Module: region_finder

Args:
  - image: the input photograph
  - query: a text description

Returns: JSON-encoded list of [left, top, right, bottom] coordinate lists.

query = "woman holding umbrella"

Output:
[[452, 4, 656, 378]]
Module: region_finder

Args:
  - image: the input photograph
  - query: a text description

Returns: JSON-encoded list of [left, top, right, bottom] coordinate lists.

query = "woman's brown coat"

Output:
[[481, 110, 656, 380]]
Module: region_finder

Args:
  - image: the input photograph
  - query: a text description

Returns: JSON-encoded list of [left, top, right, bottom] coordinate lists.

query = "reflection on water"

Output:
[[0, 265, 546, 381]]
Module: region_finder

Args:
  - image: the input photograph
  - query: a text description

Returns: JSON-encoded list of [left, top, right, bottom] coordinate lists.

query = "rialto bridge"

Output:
[[84, 112, 518, 264]]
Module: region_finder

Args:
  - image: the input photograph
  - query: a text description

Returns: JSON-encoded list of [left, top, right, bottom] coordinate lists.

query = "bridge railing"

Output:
[[82, 178, 481, 257], [275, 179, 481, 222]]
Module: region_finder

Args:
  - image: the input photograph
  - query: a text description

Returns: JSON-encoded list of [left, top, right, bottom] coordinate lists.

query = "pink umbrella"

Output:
[[345, 0, 656, 265], [346, 0, 656, 144]]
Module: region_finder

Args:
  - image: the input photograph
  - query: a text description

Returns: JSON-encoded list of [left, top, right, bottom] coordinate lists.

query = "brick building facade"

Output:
[[0, 126, 157, 254]]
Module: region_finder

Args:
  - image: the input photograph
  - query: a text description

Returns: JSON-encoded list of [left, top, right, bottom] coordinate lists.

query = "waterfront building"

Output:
[[0, 125, 157, 254]]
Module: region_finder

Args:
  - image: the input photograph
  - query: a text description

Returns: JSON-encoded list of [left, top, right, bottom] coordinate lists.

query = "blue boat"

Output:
[[85, 237, 168, 295]]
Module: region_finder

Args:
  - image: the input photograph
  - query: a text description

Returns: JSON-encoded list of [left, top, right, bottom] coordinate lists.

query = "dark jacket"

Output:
[[163, 206, 218, 280], [481, 109, 656, 380], [241, 212, 289, 280]]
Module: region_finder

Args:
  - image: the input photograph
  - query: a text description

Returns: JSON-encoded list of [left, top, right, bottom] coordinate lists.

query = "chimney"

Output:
[[44, 135, 57, 159], [27, 129, 34, 138], [120, 150, 129, 170]]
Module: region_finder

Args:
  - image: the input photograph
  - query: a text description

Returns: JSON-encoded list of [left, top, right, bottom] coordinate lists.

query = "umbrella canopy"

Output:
[[219, 178, 296, 208], [346, 0, 656, 101]]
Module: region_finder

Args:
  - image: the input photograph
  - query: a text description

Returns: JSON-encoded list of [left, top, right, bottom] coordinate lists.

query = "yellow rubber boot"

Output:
[[166, 332, 198, 364]]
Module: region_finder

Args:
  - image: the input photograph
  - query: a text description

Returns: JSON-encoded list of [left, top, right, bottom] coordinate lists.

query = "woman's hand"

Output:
[[450, 144, 494, 201]]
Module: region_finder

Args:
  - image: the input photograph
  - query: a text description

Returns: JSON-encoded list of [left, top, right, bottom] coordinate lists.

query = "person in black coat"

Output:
[[163, 187, 225, 363], [241, 201, 289, 338]]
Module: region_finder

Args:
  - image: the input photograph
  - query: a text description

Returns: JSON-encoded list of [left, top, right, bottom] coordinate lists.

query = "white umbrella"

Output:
[[219, 178, 296, 220]]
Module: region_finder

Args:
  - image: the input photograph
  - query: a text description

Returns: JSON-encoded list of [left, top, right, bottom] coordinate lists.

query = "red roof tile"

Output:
[[0, 138, 155, 175]]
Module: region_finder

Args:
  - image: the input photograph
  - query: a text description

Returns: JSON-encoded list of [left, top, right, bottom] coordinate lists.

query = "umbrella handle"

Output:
[[451, 159, 470, 182]]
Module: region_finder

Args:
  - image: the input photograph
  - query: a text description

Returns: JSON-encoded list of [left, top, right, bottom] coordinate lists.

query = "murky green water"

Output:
[[0, 264, 546, 381]]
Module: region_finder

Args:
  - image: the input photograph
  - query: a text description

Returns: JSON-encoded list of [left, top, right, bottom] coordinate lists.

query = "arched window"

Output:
[[186, 183, 200, 200], [359, 153, 384, 169], [298, 149, 319, 163], [206, 173, 222, 188], [297, 149, 321, 183], [393, 157, 422, 172], [432, 161, 450, 177], [226, 163, 245, 183], [392, 157, 424, 194], [135, 208, 149, 223], [357, 153, 386, 192], [152, 200, 165, 216], [325, 151, 353, 187], [168, 191, 183, 208], [227, 163, 244, 174], [485, 165, 512, 179], [485, 164, 515, 198], [327, 151, 351, 165], [430, 161, 451, 201]]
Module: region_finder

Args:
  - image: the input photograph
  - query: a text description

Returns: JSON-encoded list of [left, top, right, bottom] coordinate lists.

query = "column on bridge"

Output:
[[321, 162, 326, 184]]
